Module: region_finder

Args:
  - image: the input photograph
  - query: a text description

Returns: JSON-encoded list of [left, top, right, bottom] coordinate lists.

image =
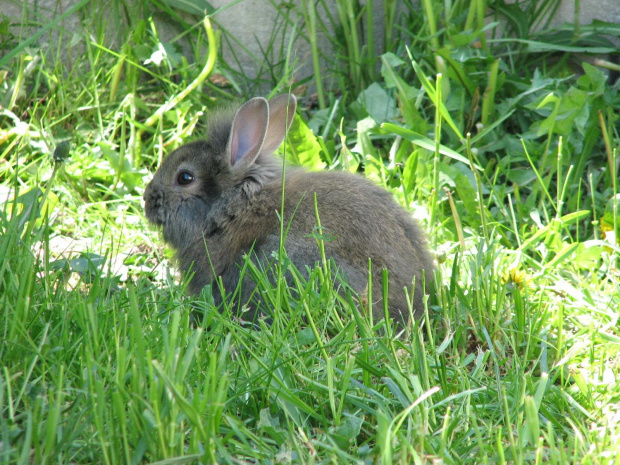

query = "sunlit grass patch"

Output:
[[1, 0, 619, 462]]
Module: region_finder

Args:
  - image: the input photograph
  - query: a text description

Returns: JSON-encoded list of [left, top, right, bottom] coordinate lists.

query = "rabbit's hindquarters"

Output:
[[212, 229, 420, 325]]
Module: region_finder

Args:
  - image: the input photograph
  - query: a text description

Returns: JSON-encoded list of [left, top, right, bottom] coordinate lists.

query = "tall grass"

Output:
[[1, 0, 619, 463]]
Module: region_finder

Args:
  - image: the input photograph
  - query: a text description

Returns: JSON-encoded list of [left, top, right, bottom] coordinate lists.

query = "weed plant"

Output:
[[1, 0, 619, 463]]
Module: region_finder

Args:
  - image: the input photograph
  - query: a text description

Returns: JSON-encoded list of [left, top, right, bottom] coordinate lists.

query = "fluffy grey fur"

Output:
[[144, 94, 434, 323]]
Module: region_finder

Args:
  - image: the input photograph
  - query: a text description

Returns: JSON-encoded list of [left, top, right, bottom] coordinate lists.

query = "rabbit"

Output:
[[143, 94, 434, 324]]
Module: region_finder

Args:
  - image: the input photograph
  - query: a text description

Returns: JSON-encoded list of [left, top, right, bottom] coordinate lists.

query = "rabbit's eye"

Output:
[[177, 171, 195, 186]]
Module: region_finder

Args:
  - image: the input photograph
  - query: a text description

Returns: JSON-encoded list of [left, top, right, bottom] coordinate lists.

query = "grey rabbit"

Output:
[[143, 94, 433, 323]]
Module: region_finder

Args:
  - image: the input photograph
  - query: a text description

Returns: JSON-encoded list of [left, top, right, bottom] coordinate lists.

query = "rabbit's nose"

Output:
[[143, 183, 152, 201]]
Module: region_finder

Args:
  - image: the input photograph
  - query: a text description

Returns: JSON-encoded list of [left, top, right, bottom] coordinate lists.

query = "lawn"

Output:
[[1, 0, 619, 463]]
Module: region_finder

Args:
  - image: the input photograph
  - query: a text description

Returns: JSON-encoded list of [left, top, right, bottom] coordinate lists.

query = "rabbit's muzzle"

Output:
[[143, 183, 165, 226], [143, 181, 213, 251]]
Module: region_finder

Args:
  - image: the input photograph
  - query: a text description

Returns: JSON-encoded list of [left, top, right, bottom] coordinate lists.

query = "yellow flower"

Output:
[[502, 267, 528, 289]]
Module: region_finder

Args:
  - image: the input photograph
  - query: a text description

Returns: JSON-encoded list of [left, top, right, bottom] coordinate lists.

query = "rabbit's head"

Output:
[[143, 94, 297, 249]]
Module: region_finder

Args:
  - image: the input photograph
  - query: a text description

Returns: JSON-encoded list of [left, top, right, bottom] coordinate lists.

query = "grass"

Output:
[[1, 0, 620, 463]]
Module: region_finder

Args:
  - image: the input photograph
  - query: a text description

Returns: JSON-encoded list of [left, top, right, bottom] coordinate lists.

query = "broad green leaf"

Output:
[[577, 63, 607, 94], [284, 114, 325, 170], [603, 194, 620, 226], [356, 82, 398, 124], [160, 0, 214, 15], [381, 53, 424, 127], [408, 54, 465, 141], [491, 38, 617, 54], [328, 413, 364, 449], [258, 409, 286, 446], [572, 241, 607, 269], [381, 123, 480, 169], [518, 210, 590, 253]]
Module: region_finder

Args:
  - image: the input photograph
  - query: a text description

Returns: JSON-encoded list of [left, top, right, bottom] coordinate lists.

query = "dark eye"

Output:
[[176, 171, 195, 186]]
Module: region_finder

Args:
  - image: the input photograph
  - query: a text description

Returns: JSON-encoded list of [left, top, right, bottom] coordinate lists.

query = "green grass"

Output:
[[1, 0, 620, 463]]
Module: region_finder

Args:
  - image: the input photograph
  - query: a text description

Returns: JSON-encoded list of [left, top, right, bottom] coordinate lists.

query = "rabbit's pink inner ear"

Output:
[[261, 94, 297, 155], [229, 98, 270, 166]]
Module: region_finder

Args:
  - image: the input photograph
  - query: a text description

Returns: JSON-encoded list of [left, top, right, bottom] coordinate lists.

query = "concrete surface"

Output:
[[2, 0, 618, 88]]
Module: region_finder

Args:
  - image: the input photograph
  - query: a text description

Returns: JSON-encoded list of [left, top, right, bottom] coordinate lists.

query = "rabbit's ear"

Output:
[[229, 97, 269, 167], [261, 94, 297, 155]]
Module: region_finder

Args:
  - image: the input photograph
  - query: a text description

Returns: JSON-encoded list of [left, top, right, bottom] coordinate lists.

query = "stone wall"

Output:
[[2, 0, 619, 85]]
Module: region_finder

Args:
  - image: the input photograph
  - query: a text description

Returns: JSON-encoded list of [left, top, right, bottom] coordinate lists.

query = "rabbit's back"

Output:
[[277, 171, 428, 267], [239, 170, 433, 320]]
